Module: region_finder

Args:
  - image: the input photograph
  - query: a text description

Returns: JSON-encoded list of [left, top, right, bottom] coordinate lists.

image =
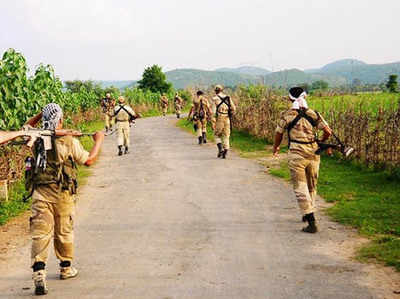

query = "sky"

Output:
[[1, 0, 399, 80]]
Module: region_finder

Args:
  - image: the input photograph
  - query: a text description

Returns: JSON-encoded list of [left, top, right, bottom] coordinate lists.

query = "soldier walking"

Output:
[[160, 93, 169, 116], [273, 87, 332, 233], [188, 90, 213, 145], [100, 93, 115, 132], [14, 103, 104, 295], [114, 96, 138, 156], [213, 85, 236, 159], [174, 93, 184, 118]]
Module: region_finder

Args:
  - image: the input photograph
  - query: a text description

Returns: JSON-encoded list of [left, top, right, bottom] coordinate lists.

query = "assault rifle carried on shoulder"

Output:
[[0, 126, 94, 148]]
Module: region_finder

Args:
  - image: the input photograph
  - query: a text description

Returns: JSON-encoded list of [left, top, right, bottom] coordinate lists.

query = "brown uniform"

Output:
[[174, 96, 184, 116], [31, 136, 89, 266], [191, 95, 211, 137], [101, 98, 115, 130], [275, 108, 329, 215], [160, 96, 169, 116], [213, 92, 236, 150], [114, 104, 136, 148]]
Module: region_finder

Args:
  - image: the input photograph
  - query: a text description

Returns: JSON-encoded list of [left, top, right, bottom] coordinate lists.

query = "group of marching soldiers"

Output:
[[0, 83, 335, 296], [187, 85, 236, 159]]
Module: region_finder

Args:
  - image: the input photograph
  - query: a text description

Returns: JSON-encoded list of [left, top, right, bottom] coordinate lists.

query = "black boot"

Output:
[[202, 132, 207, 144], [222, 149, 228, 159], [105, 126, 109, 132], [124, 147, 129, 154], [198, 136, 203, 145], [177, 114, 180, 119], [118, 146, 123, 156], [302, 213, 318, 233], [217, 143, 223, 158]]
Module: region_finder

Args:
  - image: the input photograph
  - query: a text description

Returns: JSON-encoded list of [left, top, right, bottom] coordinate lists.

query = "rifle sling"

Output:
[[115, 105, 135, 120], [287, 109, 317, 145]]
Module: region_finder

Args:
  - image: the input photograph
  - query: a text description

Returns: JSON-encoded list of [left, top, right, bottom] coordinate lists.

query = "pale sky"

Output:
[[1, 0, 399, 80]]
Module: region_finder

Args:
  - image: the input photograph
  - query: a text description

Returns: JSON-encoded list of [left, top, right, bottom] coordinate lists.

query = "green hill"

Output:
[[307, 59, 400, 84], [164, 68, 260, 89], [215, 66, 271, 76]]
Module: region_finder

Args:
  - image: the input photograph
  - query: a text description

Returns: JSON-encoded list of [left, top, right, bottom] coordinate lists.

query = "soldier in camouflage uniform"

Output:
[[273, 87, 332, 233], [100, 93, 115, 132], [23, 103, 104, 295], [188, 90, 213, 144], [174, 93, 184, 119], [114, 96, 138, 155], [160, 94, 169, 116], [213, 85, 236, 159]]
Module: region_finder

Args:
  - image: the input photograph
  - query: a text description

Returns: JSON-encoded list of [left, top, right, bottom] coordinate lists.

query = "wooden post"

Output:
[[0, 180, 8, 202]]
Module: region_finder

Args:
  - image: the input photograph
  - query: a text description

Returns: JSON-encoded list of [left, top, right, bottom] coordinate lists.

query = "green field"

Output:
[[308, 92, 400, 114]]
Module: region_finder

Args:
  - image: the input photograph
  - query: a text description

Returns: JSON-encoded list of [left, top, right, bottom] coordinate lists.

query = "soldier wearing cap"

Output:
[[188, 90, 213, 144], [213, 85, 236, 159], [100, 93, 115, 132], [160, 94, 169, 116], [22, 103, 104, 295], [114, 96, 138, 155], [174, 93, 184, 119], [273, 87, 332, 233]]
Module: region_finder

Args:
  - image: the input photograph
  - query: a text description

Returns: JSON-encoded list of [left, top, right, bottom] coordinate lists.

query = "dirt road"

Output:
[[0, 116, 398, 298]]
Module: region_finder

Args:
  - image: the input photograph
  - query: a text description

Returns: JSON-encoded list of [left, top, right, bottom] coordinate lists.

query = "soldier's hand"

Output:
[[93, 131, 105, 141], [327, 147, 333, 156], [272, 146, 280, 158]]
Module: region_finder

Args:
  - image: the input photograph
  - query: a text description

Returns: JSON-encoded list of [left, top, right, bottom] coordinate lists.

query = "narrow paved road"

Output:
[[0, 116, 396, 298]]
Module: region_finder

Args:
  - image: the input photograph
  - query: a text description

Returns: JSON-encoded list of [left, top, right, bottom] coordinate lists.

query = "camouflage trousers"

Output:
[[104, 113, 114, 129], [162, 105, 168, 115], [288, 152, 320, 215], [117, 121, 130, 147], [30, 191, 75, 266], [195, 118, 207, 137], [215, 115, 231, 149]]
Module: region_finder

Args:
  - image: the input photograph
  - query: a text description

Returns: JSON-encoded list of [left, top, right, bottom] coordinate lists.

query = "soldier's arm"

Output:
[[272, 113, 288, 155], [187, 106, 194, 119], [273, 132, 283, 156], [229, 98, 237, 113], [84, 132, 104, 166], [315, 112, 332, 142]]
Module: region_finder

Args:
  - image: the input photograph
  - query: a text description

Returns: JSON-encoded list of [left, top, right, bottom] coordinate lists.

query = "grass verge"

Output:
[[0, 120, 104, 226], [176, 119, 400, 271]]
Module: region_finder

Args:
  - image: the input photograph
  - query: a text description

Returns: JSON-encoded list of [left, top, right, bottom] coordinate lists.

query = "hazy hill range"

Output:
[[98, 59, 400, 90], [164, 68, 261, 89], [215, 66, 271, 76], [96, 80, 135, 89]]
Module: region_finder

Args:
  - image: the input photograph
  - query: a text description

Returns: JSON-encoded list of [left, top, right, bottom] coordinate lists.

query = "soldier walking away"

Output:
[[114, 96, 138, 155], [19, 103, 104, 295], [174, 93, 184, 118], [272, 87, 332, 233], [213, 85, 236, 158], [100, 92, 115, 132], [188, 90, 213, 145], [160, 93, 169, 116]]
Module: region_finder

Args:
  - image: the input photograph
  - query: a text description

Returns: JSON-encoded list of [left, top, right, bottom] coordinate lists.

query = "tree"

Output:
[[311, 80, 329, 90], [386, 74, 398, 93], [137, 65, 172, 93]]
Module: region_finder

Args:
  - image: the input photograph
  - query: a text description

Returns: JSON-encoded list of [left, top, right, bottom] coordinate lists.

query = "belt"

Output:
[[116, 119, 129, 122]]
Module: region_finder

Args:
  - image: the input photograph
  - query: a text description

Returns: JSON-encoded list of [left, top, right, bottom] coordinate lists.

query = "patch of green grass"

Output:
[[0, 180, 30, 225], [357, 236, 400, 271], [268, 161, 290, 179]]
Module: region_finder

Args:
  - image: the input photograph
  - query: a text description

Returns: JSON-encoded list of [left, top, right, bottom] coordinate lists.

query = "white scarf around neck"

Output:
[[290, 91, 308, 109]]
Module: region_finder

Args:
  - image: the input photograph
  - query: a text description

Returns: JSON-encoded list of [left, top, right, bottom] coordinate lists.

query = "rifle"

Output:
[[0, 126, 94, 148], [316, 132, 354, 157]]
